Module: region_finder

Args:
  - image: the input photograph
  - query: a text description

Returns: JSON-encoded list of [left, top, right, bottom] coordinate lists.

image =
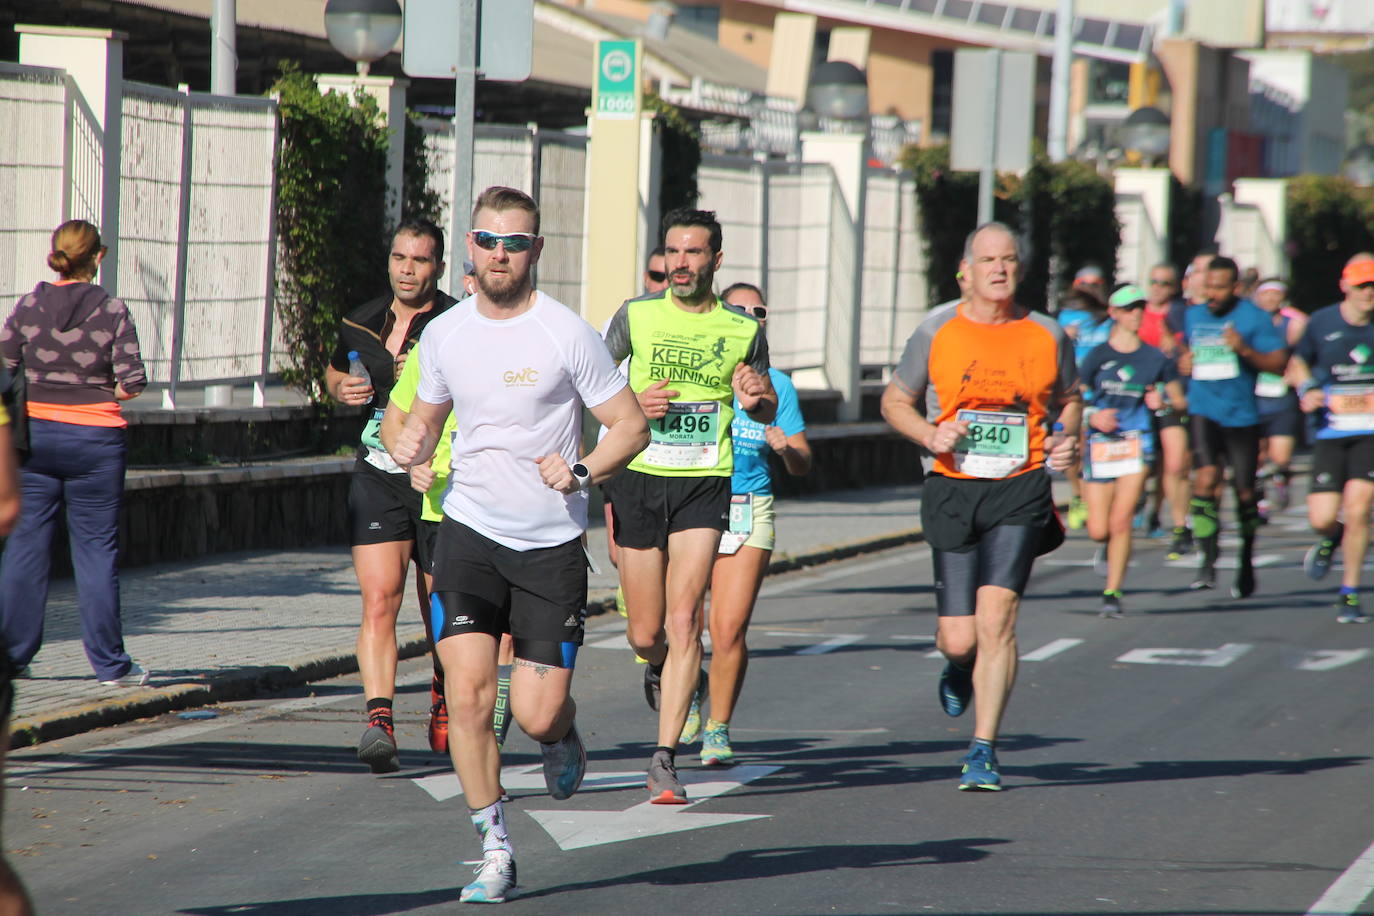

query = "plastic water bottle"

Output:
[[347, 350, 373, 405], [1048, 422, 1066, 477]]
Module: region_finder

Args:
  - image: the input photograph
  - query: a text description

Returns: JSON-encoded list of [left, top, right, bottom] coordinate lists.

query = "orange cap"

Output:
[[1343, 260, 1374, 286]]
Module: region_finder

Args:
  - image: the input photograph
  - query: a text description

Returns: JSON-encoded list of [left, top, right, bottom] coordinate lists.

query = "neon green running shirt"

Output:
[[603, 290, 769, 477], [388, 348, 455, 522]]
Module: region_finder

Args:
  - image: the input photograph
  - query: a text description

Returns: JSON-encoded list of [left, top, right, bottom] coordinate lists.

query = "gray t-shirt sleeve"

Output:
[[892, 322, 934, 398], [602, 302, 632, 362]]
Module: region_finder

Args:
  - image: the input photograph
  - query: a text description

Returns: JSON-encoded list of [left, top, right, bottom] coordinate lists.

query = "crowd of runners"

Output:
[[321, 188, 1373, 903]]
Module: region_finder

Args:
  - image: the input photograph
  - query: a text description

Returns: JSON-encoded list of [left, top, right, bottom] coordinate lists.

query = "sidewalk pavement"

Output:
[[8, 482, 924, 748]]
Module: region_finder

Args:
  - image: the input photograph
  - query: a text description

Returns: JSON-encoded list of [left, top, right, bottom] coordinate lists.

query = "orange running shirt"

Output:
[[893, 304, 1078, 480]]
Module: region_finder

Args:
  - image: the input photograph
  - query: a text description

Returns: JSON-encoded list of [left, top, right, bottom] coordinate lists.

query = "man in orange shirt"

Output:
[[882, 222, 1081, 790]]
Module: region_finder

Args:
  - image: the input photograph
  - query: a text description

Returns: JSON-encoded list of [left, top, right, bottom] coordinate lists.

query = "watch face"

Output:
[[573, 463, 589, 478]]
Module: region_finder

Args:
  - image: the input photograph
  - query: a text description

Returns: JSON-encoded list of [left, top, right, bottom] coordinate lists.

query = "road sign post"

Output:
[[402, 0, 533, 293], [950, 49, 1035, 225]]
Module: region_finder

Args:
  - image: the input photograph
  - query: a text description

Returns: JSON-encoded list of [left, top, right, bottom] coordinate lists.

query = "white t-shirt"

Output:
[[416, 291, 628, 550]]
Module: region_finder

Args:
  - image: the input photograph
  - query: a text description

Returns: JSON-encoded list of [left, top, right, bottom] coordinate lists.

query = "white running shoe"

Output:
[[99, 662, 150, 688], [460, 849, 517, 904]]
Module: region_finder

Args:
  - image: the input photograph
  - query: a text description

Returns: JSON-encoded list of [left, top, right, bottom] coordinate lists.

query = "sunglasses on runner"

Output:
[[646, 270, 667, 283], [470, 230, 537, 253], [727, 303, 768, 320]]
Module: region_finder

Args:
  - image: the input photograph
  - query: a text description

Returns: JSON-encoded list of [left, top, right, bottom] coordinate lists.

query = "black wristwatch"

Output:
[[571, 463, 591, 490]]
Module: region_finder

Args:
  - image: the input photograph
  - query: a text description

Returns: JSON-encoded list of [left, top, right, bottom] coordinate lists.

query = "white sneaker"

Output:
[[99, 662, 150, 688], [460, 849, 517, 904]]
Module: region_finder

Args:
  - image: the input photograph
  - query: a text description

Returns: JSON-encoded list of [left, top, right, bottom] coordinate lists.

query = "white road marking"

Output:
[[1295, 649, 1372, 672], [1020, 638, 1084, 661], [762, 632, 863, 655], [524, 764, 781, 850], [1163, 554, 1282, 569], [1116, 643, 1253, 668], [1306, 836, 1374, 915]]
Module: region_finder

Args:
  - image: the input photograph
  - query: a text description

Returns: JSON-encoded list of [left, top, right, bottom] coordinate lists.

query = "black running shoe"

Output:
[[1099, 590, 1124, 618], [1190, 565, 1216, 590], [643, 662, 663, 711], [357, 719, 399, 774], [1231, 560, 1256, 599], [1167, 527, 1194, 561]]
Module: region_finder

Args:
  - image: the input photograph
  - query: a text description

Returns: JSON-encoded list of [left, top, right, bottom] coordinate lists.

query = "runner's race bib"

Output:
[[1326, 384, 1374, 434], [1255, 372, 1287, 398], [361, 408, 403, 474], [1087, 429, 1145, 478], [1191, 334, 1240, 381], [952, 409, 1029, 479], [642, 401, 720, 470], [717, 493, 754, 555]]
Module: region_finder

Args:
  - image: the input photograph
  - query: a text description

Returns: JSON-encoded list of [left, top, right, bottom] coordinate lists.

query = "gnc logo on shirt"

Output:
[[503, 367, 540, 387]]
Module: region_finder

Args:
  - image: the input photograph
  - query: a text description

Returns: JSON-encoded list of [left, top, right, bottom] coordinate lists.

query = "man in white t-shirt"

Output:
[[386, 186, 648, 905]]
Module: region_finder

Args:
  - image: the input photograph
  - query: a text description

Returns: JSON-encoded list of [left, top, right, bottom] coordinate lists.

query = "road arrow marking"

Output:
[[1295, 649, 1371, 672], [1117, 642, 1253, 667], [525, 765, 781, 850], [413, 765, 645, 803]]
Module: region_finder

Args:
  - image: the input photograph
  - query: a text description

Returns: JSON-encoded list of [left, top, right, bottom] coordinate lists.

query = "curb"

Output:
[[9, 528, 926, 749]]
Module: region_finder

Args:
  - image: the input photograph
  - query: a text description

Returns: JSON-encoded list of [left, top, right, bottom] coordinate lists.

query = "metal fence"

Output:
[[118, 82, 280, 405], [0, 64, 280, 406], [0, 63, 79, 307], [417, 120, 588, 312], [697, 154, 926, 377]]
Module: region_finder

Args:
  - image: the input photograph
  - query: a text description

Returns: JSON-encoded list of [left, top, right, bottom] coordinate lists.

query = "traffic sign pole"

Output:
[[451, 0, 477, 261]]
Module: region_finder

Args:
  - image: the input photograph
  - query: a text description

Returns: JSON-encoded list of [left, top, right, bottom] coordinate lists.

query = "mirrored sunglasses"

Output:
[[471, 230, 536, 253]]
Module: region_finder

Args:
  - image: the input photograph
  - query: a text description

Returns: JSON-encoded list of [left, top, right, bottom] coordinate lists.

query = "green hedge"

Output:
[[899, 144, 1120, 309], [271, 64, 441, 404], [1287, 176, 1374, 312]]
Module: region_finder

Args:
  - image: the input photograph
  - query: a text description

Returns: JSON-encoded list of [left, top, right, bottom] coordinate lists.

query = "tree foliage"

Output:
[[272, 64, 390, 402], [645, 92, 701, 219], [1286, 175, 1374, 312], [899, 144, 1121, 309]]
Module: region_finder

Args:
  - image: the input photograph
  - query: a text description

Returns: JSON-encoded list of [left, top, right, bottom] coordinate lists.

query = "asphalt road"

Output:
[[5, 500, 1373, 916]]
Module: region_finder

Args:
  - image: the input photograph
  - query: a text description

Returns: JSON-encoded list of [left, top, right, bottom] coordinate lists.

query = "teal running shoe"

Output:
[[958, 742, 1002, 791], [938, 661, 974, 717], [540, 722, 586, 800], [700, 720, 734, 766]]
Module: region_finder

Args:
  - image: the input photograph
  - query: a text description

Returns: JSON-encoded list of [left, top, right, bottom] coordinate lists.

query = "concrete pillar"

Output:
[[1113, 168, 1172, 284], [18, 25, 126, 296], [801, 131, 867, 422], [583, 41, 644, 330], [318, 74, 410, 230], [1233, 177, 1290, 278]]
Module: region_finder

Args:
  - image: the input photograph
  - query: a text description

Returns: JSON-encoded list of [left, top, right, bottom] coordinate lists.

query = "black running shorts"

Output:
[[1189, 416, 1260, 487], [347, 459, 422, 547], [414, 518, 440, 575], [1259, 402, 1304, 441], [921, 471, 1059, 616], [604, 468, 730, 550], [428, 518, 587, 669], [1311, 436, 1374, 494]]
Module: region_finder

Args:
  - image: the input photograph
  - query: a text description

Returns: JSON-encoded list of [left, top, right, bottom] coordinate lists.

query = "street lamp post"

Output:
[[323, 0, 403, 76]]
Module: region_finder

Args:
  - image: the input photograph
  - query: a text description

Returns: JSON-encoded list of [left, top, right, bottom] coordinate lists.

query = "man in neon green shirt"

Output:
[[603, 208, 776, 803]]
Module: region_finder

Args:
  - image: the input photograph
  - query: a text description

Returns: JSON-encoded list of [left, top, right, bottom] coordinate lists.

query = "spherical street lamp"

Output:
[[806, 60, 870, 123], [323, 0, 403, 76], [1121, 105, 1171, 165]]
